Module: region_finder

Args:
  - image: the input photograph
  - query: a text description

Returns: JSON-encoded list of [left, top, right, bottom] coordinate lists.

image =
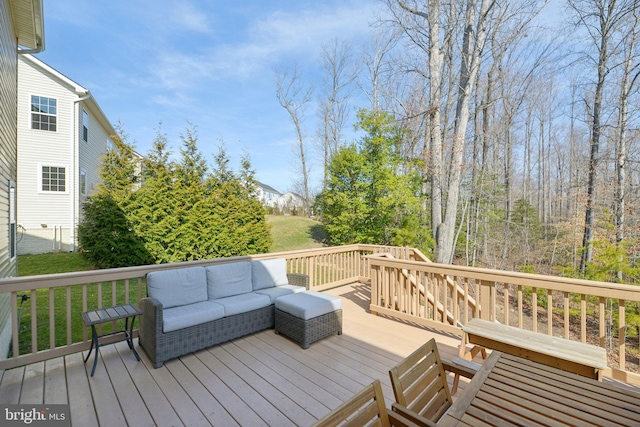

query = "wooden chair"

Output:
[[312, 380, 421, 427], [389, 338, 473, 426]]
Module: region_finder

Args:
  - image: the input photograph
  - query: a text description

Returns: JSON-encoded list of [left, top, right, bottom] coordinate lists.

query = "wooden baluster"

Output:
[[518, 285, 523, 329], [619, 300, 626, 371], [66, 285, 72, 346], [82, 284, 88, 342], [599, 297, 605, 348], [49, 287, 55, 350], [11, 291, 18, 357], [547, 290, 553, 336], [581, 294, 587, 343], [532, 288, 537, 332], [31, 289, 37, 353], [564, 292, 570, 339]]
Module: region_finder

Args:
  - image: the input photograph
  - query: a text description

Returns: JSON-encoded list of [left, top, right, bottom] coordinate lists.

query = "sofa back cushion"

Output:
[[206, 261, 253, 299], [252, 258, 289, 290], [147, 266, 207, 309]]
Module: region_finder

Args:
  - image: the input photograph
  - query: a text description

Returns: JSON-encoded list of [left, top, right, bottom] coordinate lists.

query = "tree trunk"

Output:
[[275, 67, 314, 214], [615, 9, 639, 279], [438, 0, 494, 264]]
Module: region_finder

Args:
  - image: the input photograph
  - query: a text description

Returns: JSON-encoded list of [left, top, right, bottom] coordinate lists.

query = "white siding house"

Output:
[[257, 182, 282, 208], [1, 0, 45, 359], [278, 191, 305, 215], [17, 54, 116, 254], [256, 182, 306, 215]]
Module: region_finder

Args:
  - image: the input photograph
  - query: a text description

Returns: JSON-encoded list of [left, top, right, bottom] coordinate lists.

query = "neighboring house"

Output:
[[1, 0, 46, 358], [17, 54, 116, 254], [257, 182, 282, 208], [256, 182, 307, 215], [278, 191, 305, 215]]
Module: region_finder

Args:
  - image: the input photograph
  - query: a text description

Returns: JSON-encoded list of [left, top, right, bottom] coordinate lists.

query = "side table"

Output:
[[81, 304, 143, 377]]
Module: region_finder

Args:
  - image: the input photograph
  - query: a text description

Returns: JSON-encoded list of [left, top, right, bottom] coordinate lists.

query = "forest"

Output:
[[278, 0, 640, 283]]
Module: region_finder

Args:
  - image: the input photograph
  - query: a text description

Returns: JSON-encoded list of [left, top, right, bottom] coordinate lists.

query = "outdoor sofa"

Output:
[[138, 258, 308, 368]]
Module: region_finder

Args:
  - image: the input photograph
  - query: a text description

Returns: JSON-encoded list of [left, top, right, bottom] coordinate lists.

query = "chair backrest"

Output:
[[388, 338, 453, 424], [313, 380, 391, 427]]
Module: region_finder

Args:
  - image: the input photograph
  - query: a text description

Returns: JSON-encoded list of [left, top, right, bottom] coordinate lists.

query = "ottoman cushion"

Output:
[[275, 290, 342, 320]]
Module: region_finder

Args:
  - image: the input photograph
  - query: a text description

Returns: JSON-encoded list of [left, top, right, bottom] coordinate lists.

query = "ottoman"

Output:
[[274, 291, 343, 349]]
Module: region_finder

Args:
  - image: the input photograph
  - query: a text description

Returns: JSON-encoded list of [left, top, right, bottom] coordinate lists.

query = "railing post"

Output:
[[480, 280, 493, 321], [370, 264, 379, 316]]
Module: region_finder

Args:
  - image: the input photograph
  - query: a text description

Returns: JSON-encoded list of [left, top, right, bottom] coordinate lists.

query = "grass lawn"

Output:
[[13, 215, 327, 355], [18, 252, 95, 276], [267, 215, 326, 252]]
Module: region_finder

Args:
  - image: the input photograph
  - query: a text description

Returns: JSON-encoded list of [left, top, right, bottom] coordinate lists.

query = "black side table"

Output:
[[81, 304, 143, 377]]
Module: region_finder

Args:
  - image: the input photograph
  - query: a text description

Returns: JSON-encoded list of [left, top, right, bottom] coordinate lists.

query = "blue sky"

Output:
[[38, 0, 382, 193]]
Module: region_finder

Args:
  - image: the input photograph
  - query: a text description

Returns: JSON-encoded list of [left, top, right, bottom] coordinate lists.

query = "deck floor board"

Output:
[[0, 283, 472, 426], [19, 361, 44, 403], [115, 341, 184, 427], [44, 357, 68, 404]]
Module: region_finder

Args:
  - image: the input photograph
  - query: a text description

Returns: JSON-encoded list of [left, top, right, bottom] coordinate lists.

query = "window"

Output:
[[80, 170, 87, 196], [8, 181, 16, 260], [82, 110, 89, 141], [41, 166, 66, 192], [31, 95, 57, 131]]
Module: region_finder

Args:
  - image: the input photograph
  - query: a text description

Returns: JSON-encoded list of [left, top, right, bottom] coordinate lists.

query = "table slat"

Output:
[[446, 351, 640, 426]]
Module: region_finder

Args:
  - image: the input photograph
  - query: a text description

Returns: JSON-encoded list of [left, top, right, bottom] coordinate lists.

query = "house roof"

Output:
[[19, 54, 116, 137], [9, 0, 45, 51], [258, 182, 281, 195], [282, 191, 304, 199]]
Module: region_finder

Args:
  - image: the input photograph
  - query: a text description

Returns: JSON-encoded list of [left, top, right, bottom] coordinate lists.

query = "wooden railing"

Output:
[[368, 256, 640, 385], [0, 244, 418, 370]]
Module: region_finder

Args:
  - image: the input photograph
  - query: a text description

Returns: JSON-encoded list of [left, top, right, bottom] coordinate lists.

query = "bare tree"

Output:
[[275, 66, 314, 213], [569, 0, 633, 272], [318, 38, 357, 188], [614, 6, 640, 278], [359, 29, 398, 112]]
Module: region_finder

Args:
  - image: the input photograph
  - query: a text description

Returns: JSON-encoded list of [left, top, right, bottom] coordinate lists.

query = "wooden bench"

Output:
[[459, 318, 608, 380]]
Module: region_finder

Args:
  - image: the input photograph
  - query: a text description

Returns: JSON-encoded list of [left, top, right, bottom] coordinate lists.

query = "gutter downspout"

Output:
[[17, 45, 44, 55], [16, 0, 46, 54], [71, 91, 91, 251]]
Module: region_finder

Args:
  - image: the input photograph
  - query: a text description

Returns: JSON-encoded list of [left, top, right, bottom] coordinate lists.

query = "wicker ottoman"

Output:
[[274, 291, 342, 349]]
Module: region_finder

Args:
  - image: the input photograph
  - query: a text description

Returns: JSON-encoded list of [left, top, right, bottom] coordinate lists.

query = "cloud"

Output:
[[214, 3, 378, 78], [146, 1, 378, 90], [151, 51, 212, 90], [171, 2, 212, 33]]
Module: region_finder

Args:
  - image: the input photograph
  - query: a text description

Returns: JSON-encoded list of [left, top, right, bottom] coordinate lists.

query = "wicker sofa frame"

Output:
[[139, 273, 308, 368]]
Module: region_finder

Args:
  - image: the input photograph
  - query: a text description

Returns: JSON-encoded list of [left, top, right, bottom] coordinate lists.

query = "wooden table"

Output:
[[459, 318, 608, 380], [81, 304, 143, 377], [440, 351, 640, 426]]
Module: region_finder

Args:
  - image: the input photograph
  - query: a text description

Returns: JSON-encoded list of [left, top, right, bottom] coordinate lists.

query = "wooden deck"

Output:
[[0, 283, 471, 427]]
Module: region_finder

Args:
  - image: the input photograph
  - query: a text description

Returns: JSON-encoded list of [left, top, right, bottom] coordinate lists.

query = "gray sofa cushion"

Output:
[[252, 258, 289, 290], [206, 261, 252, 299], [214, 292, 271, 317], [275, 290, 342, 320], [162, 300, 226, 333], [147, 266, 207, 309], [255, 285, 306, 304]]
